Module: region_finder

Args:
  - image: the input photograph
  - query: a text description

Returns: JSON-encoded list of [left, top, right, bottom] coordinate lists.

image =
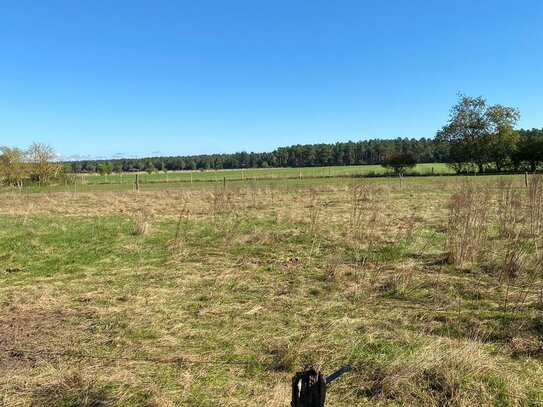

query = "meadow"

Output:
[[1, 172, 543, 406], [73, 163, 452, 185]]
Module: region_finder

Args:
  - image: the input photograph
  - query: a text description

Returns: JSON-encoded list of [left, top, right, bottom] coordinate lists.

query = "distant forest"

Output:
[[65, 130, 542, 174], [65, 138, 442, 173]]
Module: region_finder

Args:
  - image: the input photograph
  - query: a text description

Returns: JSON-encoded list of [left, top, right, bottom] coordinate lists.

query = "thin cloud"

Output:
[[57, 154, 94, 162]]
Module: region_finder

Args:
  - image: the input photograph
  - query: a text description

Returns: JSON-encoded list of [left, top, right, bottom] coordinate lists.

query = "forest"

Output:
[[63, 129, 542, 175], [3, 96, 543, 179]]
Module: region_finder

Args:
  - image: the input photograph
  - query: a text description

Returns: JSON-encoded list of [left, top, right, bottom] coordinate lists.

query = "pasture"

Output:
[[1, 173, 543, 406], [71, 163, 452, 185]]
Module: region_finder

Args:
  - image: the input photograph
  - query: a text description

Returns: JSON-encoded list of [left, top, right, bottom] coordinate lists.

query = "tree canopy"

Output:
[[62, 138, 442, 174], [381, 153, 418, 174], [435, 94, 520, 172], [0, 142, 62, 187]]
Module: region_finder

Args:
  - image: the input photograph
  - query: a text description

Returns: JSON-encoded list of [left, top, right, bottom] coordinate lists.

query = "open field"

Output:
[[1, 174, 543, 406], [73, 163, 453, 185]]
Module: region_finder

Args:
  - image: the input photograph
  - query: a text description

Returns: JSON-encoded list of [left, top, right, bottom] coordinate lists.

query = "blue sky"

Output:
[[1, 0, 542, 159]]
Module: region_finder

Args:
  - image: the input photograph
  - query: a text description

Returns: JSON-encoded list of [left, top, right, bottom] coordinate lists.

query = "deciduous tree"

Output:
[[381, 152, 417, 175], [0, 146, 28, 186], [436, 94, 520, 172], [27, 142, 62, 184]]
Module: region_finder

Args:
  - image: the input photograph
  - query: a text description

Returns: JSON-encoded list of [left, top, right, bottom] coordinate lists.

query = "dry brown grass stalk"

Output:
[[527, 175, 543, 238], [377, 339, 524, 407], [447, 186, 491, 266], [132, 210, 153, 236], [497, 179, 524, 239]]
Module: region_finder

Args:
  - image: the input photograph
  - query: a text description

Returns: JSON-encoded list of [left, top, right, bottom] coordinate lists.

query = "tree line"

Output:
[[1, 95, 543, 186], [64, 137, 443, 174], [68, 127, 542, 177]]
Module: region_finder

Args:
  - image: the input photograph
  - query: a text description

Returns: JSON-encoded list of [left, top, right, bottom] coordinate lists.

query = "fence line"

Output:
[[0, 347, 257, 367]]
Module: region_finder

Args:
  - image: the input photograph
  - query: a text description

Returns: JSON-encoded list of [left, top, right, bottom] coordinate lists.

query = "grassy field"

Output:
[[77, 163, 453, 185], [1, 173, 543, 406]]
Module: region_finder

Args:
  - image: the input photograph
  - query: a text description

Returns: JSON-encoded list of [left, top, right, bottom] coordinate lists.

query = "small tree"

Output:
[[144, 162, 156, 173], [27, 142, 62, 185], [98, 162, 113, 176], [0, 146, 28, 186], [381, 153, 417, 175], [112, 163, 124, 173]]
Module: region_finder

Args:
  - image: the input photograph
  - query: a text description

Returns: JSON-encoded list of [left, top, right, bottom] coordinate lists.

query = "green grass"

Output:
[[76, 163, 452, 184], [1, 175, 542, 406], [2, 168, 532, 196]]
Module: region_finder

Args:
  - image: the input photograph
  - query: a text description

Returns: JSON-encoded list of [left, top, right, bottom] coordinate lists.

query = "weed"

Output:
[[446, 185, 491, 266], [132, 210, 153, 237]]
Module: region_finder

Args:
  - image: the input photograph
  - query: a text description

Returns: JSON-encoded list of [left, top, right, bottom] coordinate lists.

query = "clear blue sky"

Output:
[[1, 0, 542, 159]]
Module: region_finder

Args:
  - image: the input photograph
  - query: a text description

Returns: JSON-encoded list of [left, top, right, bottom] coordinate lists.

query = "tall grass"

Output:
[[447, 185, 491, 266], [527, 175, 543, 238]]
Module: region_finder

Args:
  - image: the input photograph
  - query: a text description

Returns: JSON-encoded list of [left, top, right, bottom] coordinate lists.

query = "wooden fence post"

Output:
[[291, 368, 326, 407], [291, 366, 350, 406]]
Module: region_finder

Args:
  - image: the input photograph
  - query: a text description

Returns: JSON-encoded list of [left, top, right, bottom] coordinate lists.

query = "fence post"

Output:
[[291, 365, 350, 406], [525, 171, 528, 188], [291, 368, 326, 407]]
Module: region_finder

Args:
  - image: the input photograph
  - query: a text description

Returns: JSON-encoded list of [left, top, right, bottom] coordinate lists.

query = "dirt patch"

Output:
[[0, 307, 93, 375], [0, 308, 156, 406]]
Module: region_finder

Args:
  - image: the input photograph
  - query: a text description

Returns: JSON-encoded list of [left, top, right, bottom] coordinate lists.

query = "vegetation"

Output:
[[436, 95, 521, 173], [63, 137, 442, 174], [0, 164, 452, 192], [380, 152, 417, 175], [1, 175, 543, 406], [1, 94, 543, 404], [50, 95, 541, 176], [0, 146, 27, 187], [58, 125, 543, 175], [1, 95, 542, 188], [514, 128, 543, 172], [0, 142, 62, 187]]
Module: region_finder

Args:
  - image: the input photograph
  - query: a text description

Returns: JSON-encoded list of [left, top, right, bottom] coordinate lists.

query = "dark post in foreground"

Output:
[[291, 368, 326, 407], [291, 366, 350, 407]]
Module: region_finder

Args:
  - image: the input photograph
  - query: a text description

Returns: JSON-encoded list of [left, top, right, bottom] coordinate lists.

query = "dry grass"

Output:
[[132, 210, 153, 236], [527, 175, 543, 238], [446, 184, 491, 266], [376, 338, 525, 406], [1, 176, 543, 406]]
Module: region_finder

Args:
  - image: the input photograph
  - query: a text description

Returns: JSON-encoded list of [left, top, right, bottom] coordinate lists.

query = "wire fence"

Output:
[[0, 347, 257, 367]]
